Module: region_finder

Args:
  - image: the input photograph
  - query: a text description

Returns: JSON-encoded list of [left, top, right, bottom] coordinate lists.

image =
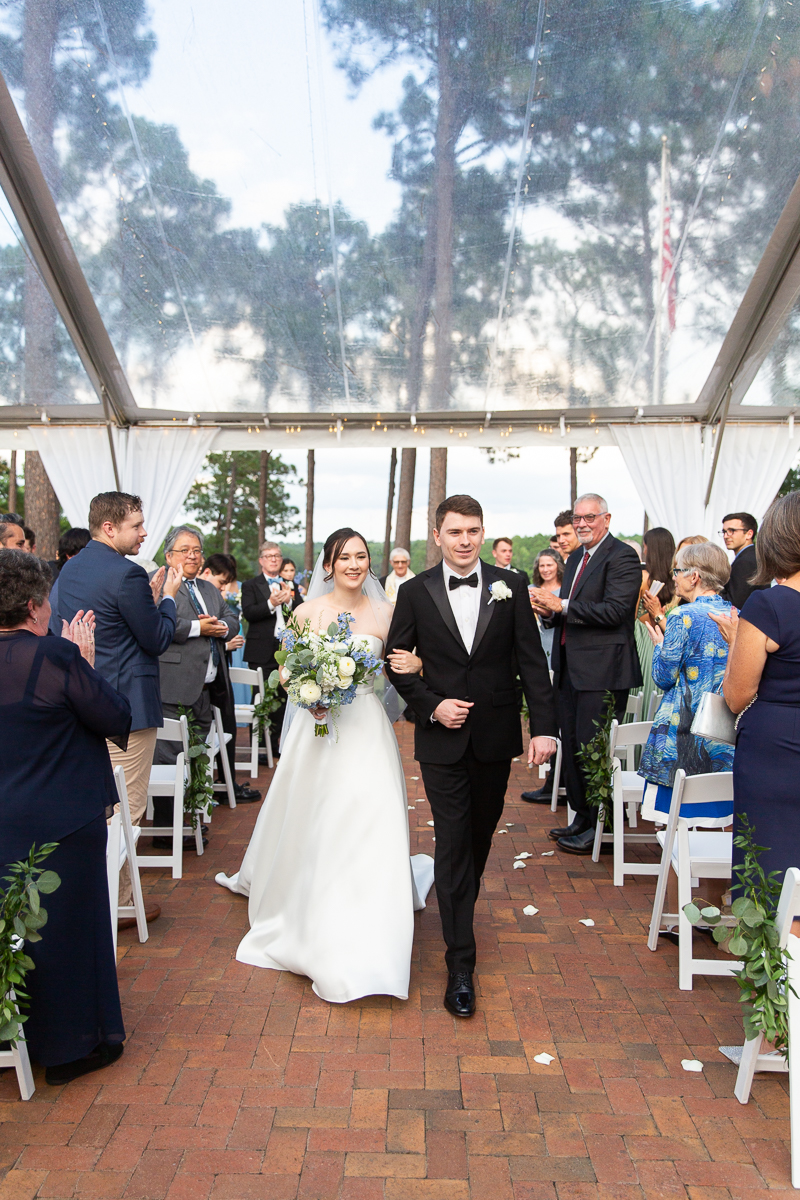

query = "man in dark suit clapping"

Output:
[[531, 493, 642, 855], [242, 541, 303, 756]]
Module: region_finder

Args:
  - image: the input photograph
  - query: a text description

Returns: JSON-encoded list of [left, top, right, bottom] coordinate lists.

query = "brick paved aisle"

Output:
[[1, 721, 794, 1198]]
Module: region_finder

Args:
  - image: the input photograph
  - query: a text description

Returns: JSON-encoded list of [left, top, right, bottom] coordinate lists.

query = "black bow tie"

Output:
[[449, 572, 479, 590]]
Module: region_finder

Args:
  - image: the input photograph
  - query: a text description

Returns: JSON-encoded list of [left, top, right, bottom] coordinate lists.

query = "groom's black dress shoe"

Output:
[[548, 813, 592, 842], [557, 826, 597, 855], [444, 972, 476, 1018]]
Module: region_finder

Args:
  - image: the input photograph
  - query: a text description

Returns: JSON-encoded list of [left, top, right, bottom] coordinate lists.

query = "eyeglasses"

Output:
[[572, 513, 603, 525], [719, 526, 746, 535], [170, 546, 202, 557], [672, 567, 694, 577], [260, 552, 281, 560]]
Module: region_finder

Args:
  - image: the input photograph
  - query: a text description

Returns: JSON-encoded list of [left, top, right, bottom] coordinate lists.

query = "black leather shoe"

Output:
[[548, 813, 592, 842], [521, 788, 554, 804], [557, 827, 597, 855], [233, 784, 261, 802], [152, 835, 209, 852], [444, 972, 476, 1018], [46, 1042, 124, 1086]]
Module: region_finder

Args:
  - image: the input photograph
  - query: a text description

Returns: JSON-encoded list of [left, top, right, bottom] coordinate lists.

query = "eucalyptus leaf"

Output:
[[36, 871, 60, 895], [712, 924, 729, 943], [729, 935, 748, 956], [27, 886, 40, 916], [700, 906, 720, 921], [683, 903, 701, 925]]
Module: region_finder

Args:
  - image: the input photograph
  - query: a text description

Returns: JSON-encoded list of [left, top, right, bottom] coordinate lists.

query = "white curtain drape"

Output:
[[611, 422, 798, 543], [28, 424, 218, 556]]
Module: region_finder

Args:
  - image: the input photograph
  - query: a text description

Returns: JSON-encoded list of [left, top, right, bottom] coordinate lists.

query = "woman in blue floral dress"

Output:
[[638, 541, 734, 821]]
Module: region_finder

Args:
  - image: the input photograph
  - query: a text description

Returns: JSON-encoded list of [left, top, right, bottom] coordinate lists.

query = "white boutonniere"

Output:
[[488, 580, 513, 603]]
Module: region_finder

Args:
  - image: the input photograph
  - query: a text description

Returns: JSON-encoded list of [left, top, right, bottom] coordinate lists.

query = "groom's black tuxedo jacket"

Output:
[[386, 560, 557, 765]]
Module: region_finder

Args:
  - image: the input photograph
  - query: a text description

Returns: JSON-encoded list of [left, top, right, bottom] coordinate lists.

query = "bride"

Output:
[[216, 528, 434, 1003]]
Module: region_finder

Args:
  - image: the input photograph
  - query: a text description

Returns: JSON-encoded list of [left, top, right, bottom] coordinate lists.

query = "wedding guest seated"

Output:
[[638, 541, 734, 821], [380, 547, 415, 602], [0, 549, 132, 1084]]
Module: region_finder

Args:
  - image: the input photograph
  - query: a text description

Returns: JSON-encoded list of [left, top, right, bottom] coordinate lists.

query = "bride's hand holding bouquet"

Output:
[[269, 611, 384, 738]]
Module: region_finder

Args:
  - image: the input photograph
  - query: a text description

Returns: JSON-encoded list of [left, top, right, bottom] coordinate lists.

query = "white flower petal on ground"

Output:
[[427, 820, 435, 827], [681, 1059, 704, 1072], [408, 806, 415, 810], [522, 905, 539, 916], [513, 861, 526, 869], [505, 823, 514, 827], [578, 919, 595, 927], [496, 829, 508, 834], [533, 1052, 555, 1065], [514, 852, 532, 860], [410, 776, 419, 780], [541, 851, 555, 856]]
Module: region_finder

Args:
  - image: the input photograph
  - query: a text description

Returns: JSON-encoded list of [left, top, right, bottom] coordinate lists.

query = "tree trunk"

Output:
[[394, 447, 416, 550], [381, 448, 397, 577], [222, 458, 237, 554], [569, 446, 578, 508], [23, 0, 61, 557], [638, 156, 657, 398], [304, 450, 315, 571], [8, 450, 17, 514], [258, 450, 269, 545], [24, 451, 59, 559], [406, 203, 437, 412], [431, 13, 457, 410], [426, 447, 447, 567]]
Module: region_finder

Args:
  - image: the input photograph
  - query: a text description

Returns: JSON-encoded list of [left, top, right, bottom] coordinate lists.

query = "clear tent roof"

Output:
[[0, 0, 798, 418]]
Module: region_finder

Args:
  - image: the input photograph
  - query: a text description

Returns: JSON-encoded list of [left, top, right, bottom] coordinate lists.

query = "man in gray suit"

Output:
[[152, 526, 239, 838]]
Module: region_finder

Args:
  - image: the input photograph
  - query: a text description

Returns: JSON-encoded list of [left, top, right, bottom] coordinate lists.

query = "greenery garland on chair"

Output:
[[575, 691, 617, 830], [0, 845, 61, 1045], [255, 675, 284, 742], [177, 706, 216, 831], [683, 815, 792, 1052]]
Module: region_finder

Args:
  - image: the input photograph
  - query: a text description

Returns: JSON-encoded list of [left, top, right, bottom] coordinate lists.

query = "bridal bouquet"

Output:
[[270, 612, 383, 737]]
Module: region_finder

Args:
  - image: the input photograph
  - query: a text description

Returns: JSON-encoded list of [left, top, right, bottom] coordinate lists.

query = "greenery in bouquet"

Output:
[[270, 612, 383, 738], [1, 844, 61, 1045]]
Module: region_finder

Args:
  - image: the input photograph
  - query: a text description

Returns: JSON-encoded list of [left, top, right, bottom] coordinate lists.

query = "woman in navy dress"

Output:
[[711, 492, 800, 880], [0, 550, 131, 1085]]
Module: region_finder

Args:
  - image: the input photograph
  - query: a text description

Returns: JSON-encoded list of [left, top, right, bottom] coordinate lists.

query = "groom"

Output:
[[386, 495, 557, 1017]]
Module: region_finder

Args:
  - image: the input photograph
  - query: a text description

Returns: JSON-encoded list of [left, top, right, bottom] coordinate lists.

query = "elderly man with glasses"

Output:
[[152, 526, 240, 845], [530, 493, 643, 854], [242, 541, 304, 758]]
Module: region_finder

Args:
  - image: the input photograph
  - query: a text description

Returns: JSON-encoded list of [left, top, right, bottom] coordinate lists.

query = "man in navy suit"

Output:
[[58, 492, 181, 910]]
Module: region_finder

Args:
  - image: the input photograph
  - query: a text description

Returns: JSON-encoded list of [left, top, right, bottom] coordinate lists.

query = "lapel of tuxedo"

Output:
[[571, 534, 615, 600], [424, 563, 468, 656], [470, 563, 499, 658]]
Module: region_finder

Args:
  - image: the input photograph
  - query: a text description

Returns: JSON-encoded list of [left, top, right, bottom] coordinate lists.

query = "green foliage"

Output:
[[177, 707, 216, 831], [184, 452, 300, 578], [576, 692, 617, 830], [0, 844, 61, 1045], [779, 470, 800, 499], [683, 815, 791, 1052], [253, 678, 284, 741]]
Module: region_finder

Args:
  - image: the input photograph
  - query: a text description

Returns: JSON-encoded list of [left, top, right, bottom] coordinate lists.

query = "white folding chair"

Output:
[[208, 706, 236, 809], [0, 948, 34, 1100], [592, 758, 662, 887], [230, 665, 272, 773], [624, 692, 643, 722], [720, 867, 800, 1188], [107, 767, 148, 955], [647, 691, 663, 722], [611, 717, 653, 828], [549, 738, 567, 814], [646, 769, 740, 990], [140, 716, 202, 878]]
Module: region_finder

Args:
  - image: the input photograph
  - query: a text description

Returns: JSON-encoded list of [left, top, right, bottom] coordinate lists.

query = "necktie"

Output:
[[186, 581, 220, 664], [561, 551, 590, 647], [449, 572, 479, 590]]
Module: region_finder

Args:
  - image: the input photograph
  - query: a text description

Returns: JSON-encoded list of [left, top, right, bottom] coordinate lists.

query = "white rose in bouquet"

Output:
[[338, 656, 356, 677], [299, 681, 322, 703]]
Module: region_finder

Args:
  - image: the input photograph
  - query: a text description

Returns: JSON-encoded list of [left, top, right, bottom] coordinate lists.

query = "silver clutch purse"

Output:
[[690, 690, 737, 746]]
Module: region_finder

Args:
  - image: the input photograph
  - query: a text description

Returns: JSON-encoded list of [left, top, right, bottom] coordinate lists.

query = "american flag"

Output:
[[661, 169, 677, 332]]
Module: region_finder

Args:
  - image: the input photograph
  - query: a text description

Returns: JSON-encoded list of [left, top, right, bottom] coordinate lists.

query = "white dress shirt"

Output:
[[442, 559, 483, 653], [560, 531, 610, 614], [185, 579, 218, 683], [264, 573, 287, 634]]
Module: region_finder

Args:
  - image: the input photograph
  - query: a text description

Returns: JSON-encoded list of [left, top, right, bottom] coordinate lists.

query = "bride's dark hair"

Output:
[[322, 528, 371, 582]]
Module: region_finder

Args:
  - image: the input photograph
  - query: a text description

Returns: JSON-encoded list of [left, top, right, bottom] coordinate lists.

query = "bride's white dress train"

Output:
[[216, 635, 434, 1003]]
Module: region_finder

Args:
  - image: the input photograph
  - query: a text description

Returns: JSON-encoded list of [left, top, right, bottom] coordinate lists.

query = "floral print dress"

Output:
[[638, 594, 734, 817]]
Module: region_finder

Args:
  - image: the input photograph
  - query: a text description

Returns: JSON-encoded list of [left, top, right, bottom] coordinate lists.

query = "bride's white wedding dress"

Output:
[[216, 634, 434, 1003]]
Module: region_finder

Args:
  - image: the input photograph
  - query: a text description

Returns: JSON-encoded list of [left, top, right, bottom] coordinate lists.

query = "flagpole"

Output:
[[653, 135, 668, 405]]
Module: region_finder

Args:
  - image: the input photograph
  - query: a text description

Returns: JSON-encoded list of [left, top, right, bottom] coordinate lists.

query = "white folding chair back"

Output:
[[230, 665, 272, 774], [549, 737, 566, 814], [647, 691, 663, 722], [0, 941, 34, 1100], [592, 758, 662, 886], [208, 706, 236, 808], [624, 692, 643, 722], [109, 767, 148, 953], [608, 718, 654, 829], [646, 769, 739, 990], [142, 715, 202, 875]]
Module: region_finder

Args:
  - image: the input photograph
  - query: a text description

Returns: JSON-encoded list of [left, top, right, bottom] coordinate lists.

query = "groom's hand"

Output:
[[433, 699, 474, 728], [528, 736, 557, 767]]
